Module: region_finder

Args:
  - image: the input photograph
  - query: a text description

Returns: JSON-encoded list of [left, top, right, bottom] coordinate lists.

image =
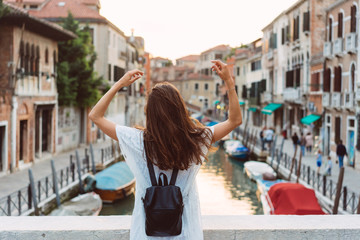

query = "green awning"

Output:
[[248, 107, 257, 112], [239, 101, 245, 106], [261, 103, 282, 115], [301, 114, 321, 125], [213, 100, 220, 106]]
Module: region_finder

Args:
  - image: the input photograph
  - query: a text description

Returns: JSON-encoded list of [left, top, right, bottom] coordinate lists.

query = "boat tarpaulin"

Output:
[[261, 103, 282, 115], [301, 114, 321, 125], [268, 183, 325, 215], [95, 162, 135, 190], [239, 101, 245, 106], [248, 107, 257, 112]]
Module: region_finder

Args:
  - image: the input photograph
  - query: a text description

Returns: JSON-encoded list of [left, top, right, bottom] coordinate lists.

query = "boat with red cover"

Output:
[[261, 182, 326, 215]]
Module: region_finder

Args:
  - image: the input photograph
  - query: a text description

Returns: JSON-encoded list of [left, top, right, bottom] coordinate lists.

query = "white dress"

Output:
[[115, 125, 214, 240]]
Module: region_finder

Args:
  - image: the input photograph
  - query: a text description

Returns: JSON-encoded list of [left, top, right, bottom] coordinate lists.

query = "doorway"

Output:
[[19, 120, 28, 162], [0, 125, 5, 172]]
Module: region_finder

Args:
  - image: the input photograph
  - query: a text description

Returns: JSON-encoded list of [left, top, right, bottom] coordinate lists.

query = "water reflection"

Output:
[[99, 148, 262, 215]]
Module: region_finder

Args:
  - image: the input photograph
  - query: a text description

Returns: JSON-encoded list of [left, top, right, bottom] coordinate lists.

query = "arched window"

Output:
[[350, 64, 356, 92], [323, 68, 331, 92], [25, 43, 30, 75], [30, 44, 35, 76], [35, 46, 40, 75], [338, 12, 343, 38], [328, 18, 333, 41], [334, 66, 342, 92], [20, 41, 24, 71], [45, 48, 49, 64], [53, 50, 57, 73], [351, 5, 357, 33]]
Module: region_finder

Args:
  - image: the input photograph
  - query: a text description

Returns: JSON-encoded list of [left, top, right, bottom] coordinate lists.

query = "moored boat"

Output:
[[49, 192, 102, 216], [95, 161, 136, 203], [260, 182, 326, 215], [224, 140, 249, 160], [244, 161, 276, 181]]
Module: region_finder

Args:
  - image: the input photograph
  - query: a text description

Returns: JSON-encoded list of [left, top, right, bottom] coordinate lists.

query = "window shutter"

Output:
[[295, 68, 300, 87], [338, 13, 343, 38], [281, 28, 285, 44], [329, 18, 333, 41], [351, 6, 356, 33], [286, 70, 294, 88], [242, 85, 247, 99], [303, 11, 310, 32], [335, 117, 341, 144]]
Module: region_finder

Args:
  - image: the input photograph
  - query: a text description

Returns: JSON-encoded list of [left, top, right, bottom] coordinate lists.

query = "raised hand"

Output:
[[211, 60, 234, 89], [117, 69, 144, 88]]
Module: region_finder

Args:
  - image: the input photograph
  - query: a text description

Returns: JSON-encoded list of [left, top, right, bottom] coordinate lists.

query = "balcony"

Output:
[[344, 92, 355, 110], [322, 92, 330, 107], [333, 38, 343, 57], [261, 91, 272, 103], [331, 92, 341, 108], [323, 42, 332, 58], [283, 88, 300, 101], [345, 33, 357, 54], [2, 215, 360, 240]]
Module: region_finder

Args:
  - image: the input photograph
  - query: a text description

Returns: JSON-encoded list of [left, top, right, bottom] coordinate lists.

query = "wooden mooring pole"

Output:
[[50, 160, 61, 207], [332, 167, 345, 214], [75, 150, 84, 194], [28, 169, 40, 216], [288, 145, 298, 181], [89, 143, 96, 174]]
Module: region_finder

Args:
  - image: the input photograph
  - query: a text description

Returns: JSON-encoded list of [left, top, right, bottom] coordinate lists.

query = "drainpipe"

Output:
[[10, 96, 17, 172]]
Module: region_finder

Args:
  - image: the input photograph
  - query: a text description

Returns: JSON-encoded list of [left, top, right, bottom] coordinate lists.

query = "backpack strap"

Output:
[[158, 173, 168, 186], [169, 168, 179, 185], [146, 158, 158, 186]]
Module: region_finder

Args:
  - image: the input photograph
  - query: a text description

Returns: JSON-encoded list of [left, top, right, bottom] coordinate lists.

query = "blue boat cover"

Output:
[[95, 162, 135, 190], [206, 121, 218, 127]]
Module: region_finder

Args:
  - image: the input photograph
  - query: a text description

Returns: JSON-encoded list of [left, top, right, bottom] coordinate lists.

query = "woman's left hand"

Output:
[[117, 69, 144, 88]]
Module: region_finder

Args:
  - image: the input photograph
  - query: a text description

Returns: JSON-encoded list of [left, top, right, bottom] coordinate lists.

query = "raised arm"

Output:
[[211, 60, 242, 142], [88, 70, 143, 141]]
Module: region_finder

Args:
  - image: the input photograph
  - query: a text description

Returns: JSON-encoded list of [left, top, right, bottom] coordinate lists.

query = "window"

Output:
[[251, 60, 261, 71], [286, 70, 294, 88], [88, 28, 94, 45], [281, 27, 285, 45], [195, 83, 199, 90], [108, 64, 111, 81], [30, 44, 35, 75], [334, 66, 342, 92], [286, 25, 290, 42], [351, 64, 355, 92], [328, 18, 333, 41], [335, 117, 341, 144], [204, 83, 208, 90], [25, 43, 30, 74], [310, 72, 320, 91], [303, 11, 310, 32], [237, 67, 240, 76], [215, 54, 222, 60], [323, 68, 331, 92], [269, 33, 277, 49], [205, 68, 209, 75], [293, 15, 300, 41], [351, 5, 357, 33], [108, 31, 111, 46], [53, 50, 57, 74], [338, 12, 343, 38], [45, 48, 49, 64], [35, 46, 40, 75]]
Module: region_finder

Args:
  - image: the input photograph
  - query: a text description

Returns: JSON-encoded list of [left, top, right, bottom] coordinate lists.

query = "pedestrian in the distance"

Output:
[[300, 133, 306, 156], [282, 122, 288, 139], [325, 156, 332, 176], [316, 149, 322, 174], [336, 139, 348, 168], [260, 126, 266, 151], [291, 132, 299, 151], [264, 127, 274, 151], [305, 132, 313, 153]]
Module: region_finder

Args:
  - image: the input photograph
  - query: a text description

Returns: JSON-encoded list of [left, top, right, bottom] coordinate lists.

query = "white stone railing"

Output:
[[1, 215, 360, 240]]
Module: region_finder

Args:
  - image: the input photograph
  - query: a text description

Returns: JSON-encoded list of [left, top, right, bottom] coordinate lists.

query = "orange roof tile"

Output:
[[28, 0, 106, 21], [202, 44, 230, 54], [6, 0, 46, 3], [177, 55, 199, 62]]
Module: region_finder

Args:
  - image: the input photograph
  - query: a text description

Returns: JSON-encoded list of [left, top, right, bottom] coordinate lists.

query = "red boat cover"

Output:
[[268, 183, 325, 215]]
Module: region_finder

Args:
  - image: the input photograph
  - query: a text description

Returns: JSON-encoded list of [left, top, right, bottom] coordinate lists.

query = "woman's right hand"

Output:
[[211, 60, 234, 88], [116, 69, 144, 88]]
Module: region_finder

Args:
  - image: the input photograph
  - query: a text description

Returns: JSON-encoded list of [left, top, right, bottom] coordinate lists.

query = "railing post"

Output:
[[296, 150, 302, 183], [70, 155, 75, 182], [18, 190, 21, 215], [343, 186, 347, 211], [288, 145, 298, 181], [75, 150, 84, 194], [89, 143, 96, 174], [7, 196, 11, 216], [28, 169, 40, 216], [357, 194, 360, 214], [85, 148, 90, 173], [45, 177, 49, 198], [307, 166, 310, 185], [101, 149, 104, 164], [329, 179, 333, 200], [333, 167, 345, 214], [271, 135, 277, 160], [51, 160, 61, 207], [27, 184, 32, 210]]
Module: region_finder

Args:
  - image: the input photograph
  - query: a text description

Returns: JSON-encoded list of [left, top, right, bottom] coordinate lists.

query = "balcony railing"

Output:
[[322, 92, 330, 107], [344, 92, 355, 109], [323, 42, 332, 58], [283, 88, 300, 101], [345, 33, 357, 54], [261, 91, 272, 103], [333, 38, 343, 56], [331, 92, 341, 108]]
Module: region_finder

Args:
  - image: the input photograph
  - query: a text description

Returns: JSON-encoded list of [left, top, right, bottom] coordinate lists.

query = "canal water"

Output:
[[99, 148, 263, 215]]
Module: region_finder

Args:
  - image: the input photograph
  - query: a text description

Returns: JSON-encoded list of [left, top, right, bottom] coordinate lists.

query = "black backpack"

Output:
[[142, 159, 184, 236]]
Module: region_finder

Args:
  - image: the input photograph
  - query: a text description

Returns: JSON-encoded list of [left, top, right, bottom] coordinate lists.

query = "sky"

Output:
[[100, 0, 298, 61]]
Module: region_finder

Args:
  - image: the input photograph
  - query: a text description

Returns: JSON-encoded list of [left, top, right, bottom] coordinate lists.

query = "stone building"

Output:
[[0, 3, 75, 173]]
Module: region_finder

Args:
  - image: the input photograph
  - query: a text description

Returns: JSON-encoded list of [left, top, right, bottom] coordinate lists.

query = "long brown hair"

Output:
[[141, 82, 213, 170]]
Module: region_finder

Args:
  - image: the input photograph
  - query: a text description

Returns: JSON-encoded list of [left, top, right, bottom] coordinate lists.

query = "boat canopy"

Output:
[[300, 114, 321, 125], [95, 162, 135, 190], [248, 107, 257, 112], [261, 103, 282, 115], [268, 183, 325, 215], [239, 101, 245, 106]]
